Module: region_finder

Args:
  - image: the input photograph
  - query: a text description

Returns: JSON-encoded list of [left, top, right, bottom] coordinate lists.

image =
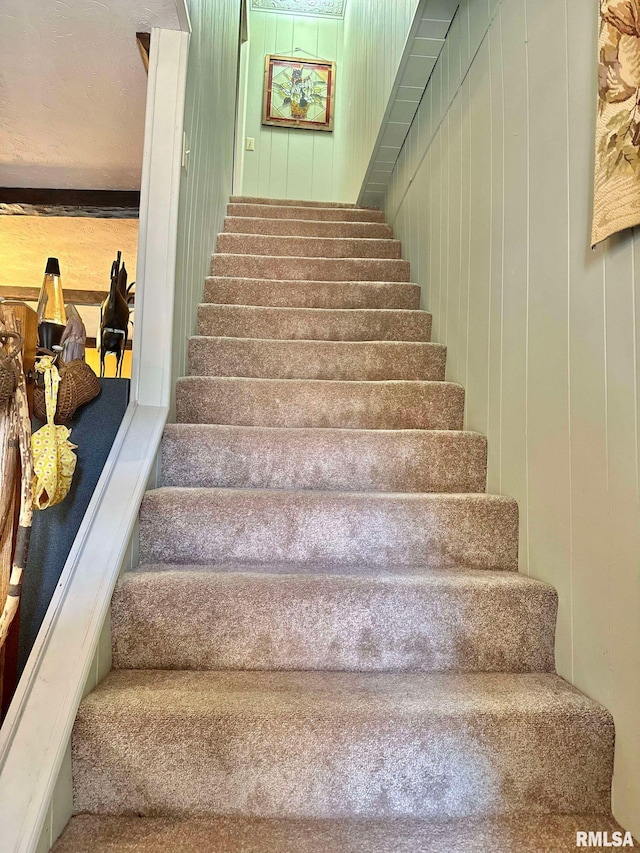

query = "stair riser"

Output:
[[139, 490, 518, 571], [161, 425, 484, 492], [204, 278, 421, 310], [224, 217, 394, 239], [197, 306, 431, 342], [210, 255, 410, 282], [188, 338, 445, 382], [230, 196, 358, 209], [112, 571, 557, 672], [228, 203, 386, 222], [176, 378, 464, 430], [72, 679, 612, 818], [216, 233, 402, 259]]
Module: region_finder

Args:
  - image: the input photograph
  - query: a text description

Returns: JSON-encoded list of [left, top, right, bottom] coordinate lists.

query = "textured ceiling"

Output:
[[0, 0, 181, 190], [251, 0, 346, 19]]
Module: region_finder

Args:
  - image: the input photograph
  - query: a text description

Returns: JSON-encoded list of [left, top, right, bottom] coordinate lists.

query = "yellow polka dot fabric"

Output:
[[32, 356, 77, 510]]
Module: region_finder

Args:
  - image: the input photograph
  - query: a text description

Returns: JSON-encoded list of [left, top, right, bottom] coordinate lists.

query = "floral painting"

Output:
[[592, 0, 640, 245], [262, 55, 335, 131]]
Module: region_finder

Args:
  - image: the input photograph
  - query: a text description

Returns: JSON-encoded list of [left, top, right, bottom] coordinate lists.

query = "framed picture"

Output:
[[262, 54, 336, 132]]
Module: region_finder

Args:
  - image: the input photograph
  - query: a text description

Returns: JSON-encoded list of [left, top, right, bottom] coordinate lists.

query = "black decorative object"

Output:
[[99, 251, 130, 378]]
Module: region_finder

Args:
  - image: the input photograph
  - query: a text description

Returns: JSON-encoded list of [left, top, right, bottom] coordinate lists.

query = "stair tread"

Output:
[[188, 337, 446, 381], [79, 668, 608, 720], [214, 253, 408, 262], [218, 233, 400, 244], [224, 216, 394, 238], [227, 203, 386, 222], [71, 667, 612, 817], [198, 303, 426, 315], [176, 376, 463, 431], [230, 195, 358, 208], [206, 277, 419, 285], [161, 423, 484, 491], [197, 303, 431, 342], [163, 423, 473, 437], [216, 233, 402, 259], [198, 305, 431, 334], [204, 277, 421, 309], [178, 375, 460, 387], [220, 232, 396, 239], [112, 566, 556, 673], [210, 254, 410, 282], [53, 813, 634, 853], [139, 488, 518, 572], [135, 559, 515, 576], [125, 564, 552, 587]]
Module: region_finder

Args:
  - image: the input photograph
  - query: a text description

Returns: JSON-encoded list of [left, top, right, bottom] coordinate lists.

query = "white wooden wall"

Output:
[[171, 0, 240, 404], [386, 0, 640, 839], [241, 10, 345, 202], [340, 0, 421, 201]]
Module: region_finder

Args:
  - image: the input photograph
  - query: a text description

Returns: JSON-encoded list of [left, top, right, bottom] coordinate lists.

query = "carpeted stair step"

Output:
[[230, 195, 358, 208], [210, 254, 410, 281], [204, 277, 421, 309], [71, 670, 613, 818], [197, 304, 431, 341], [161, 425, 484, 492], [216, 233, 402, 259], [175, 377, 463, 430], [138, 489, 518, 571], [111, 568, 556, 672], [228, 202, 386, 222], [53, 813, 635, 853], [188, 338, 445, 381], [224, 216, 394, 239]]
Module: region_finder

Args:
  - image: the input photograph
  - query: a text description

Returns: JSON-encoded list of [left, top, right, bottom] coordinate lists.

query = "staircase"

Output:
[[54, 197, 628, 852]]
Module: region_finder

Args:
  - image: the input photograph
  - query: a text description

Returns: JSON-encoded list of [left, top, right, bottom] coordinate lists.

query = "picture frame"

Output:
[[262, 54, 336, 132]]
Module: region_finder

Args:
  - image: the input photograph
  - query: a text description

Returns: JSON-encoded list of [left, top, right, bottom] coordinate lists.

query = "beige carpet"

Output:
[[55, 195, 634, 850]]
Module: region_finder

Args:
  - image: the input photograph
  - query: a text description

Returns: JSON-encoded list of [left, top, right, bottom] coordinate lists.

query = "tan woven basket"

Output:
[[0, 330, 23, 406], [33, 356, 101, 423]]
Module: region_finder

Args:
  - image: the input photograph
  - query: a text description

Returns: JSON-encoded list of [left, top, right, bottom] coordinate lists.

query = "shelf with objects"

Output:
[[0, 194, 138, 379], [0, 226, 134, 708]]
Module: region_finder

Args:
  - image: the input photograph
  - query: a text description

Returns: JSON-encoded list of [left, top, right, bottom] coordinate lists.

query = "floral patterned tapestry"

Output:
[[593, 0, 640, 246]]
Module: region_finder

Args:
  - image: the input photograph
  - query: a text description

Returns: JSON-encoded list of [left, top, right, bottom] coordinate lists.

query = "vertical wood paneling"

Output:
[[340, 0, 420, 200], [421, 145, 432, 311], [565, 0, 609, 704], [172, 0, 239, 401], [313, 20, 341, 199], [465, 40, 491, 435], [430, 131, 442, 340], [446, 90, 462, 382], [468, 0, 488, 57], [604, 229, 640, 825], [525, 0, 572, 674], [498, 0, 528, 560], [441, 112, 450, 339], [486, 17, 504, 493], [242, 11, 344, 202], [286, 16, 316, 199], [458, 75, 471, 396], [385, 0, 640, 837]]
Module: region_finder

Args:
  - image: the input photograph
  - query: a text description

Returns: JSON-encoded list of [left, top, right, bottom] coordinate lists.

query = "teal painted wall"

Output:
[[386, 0, 640, 838], [240, 10, 345, 202], [172, 0, 240, 408]]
